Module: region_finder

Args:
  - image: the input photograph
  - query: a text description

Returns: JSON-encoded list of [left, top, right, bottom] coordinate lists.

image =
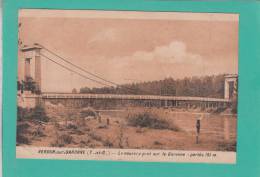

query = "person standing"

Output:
[[196, 115, 203, 144]]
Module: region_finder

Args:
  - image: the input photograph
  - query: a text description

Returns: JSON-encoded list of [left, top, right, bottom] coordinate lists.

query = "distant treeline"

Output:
[[79, 74, 226, 98]]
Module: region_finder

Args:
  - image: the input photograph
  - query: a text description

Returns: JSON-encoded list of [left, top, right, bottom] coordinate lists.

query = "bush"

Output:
[[89, 132, 102, 142], [217, 141, 236, 152], [60, 134, 73, 144], [103, 139, 113, 147], [153, 141, 163, 145], [80, 107, 97, 118], [17, 106, 49, 122], [17, 107, 26, 121], [31, 127, 45, 137], [16, 123, 30, 145], [67, 123, 78, 130], [97, 125, 108, 129], [51, 133, 73, 147], [17, 134, 30, 145], [31, 106, 49, 122], [127, 112, 179, 131]]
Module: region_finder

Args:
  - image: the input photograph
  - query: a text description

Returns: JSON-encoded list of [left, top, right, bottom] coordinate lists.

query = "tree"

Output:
[[79, 74, 227, 98], [80, 87, 91, 93], [20, 76, 40, 94], [72, 88, 77, 94]]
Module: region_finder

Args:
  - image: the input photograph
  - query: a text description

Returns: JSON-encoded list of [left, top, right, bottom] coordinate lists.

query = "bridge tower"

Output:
[[224, 74, 238, 100], [19, 44, 42, 92]]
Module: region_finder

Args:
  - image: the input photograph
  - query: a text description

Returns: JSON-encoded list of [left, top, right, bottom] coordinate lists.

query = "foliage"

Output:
[[89, 132, 102, 142], [66, 123, 78, 130], [72, 88, 77, 93], [217, 141, 236, 152], [16, 134, 30, 145], [80, 107, 97, 118], [18, 76, 41, 94], [31, 106, 49, 122], [17, 106, 49, 122], [103, 139, 113, 148], [16, 123, 30, 145], [153, 141, 163, 145], [127, 111, 179, 131], [17, 107, 29, 121], [51, 133, 73, 147], [24, 77, 36, 91], [80, 74, 226, 98]]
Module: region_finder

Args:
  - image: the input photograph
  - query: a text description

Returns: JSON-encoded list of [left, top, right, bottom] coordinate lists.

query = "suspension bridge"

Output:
[[17, 44, 238, 109]]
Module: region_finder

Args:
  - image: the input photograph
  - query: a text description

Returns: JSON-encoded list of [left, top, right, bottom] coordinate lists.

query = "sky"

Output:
[[18, 10, 239, 93]]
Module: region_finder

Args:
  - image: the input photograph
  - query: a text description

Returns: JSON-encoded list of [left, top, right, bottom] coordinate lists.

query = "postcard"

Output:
[[15, 9, 239, 164]]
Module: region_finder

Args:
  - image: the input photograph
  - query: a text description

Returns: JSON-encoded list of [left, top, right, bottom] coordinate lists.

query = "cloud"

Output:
[[131, 41, 203, 65], [87, 28, 118, 44], [95, 40, 204, 81], [70, 40, 205, 88], [88, 41, 205, 84]]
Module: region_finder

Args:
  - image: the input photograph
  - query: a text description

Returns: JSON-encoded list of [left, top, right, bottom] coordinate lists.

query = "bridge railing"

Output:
[[41, 93, 231, 102]]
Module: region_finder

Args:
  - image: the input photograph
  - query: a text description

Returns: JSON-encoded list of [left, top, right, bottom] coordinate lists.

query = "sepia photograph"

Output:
[[16, 9, 238, 163]]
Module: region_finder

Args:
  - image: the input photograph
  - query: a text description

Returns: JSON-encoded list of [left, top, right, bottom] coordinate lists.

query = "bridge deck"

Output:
[[41, 93, 230, 102]]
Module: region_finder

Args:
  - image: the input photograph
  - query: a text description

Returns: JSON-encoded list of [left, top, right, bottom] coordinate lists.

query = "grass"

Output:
[[127, 111, 180, 131]]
